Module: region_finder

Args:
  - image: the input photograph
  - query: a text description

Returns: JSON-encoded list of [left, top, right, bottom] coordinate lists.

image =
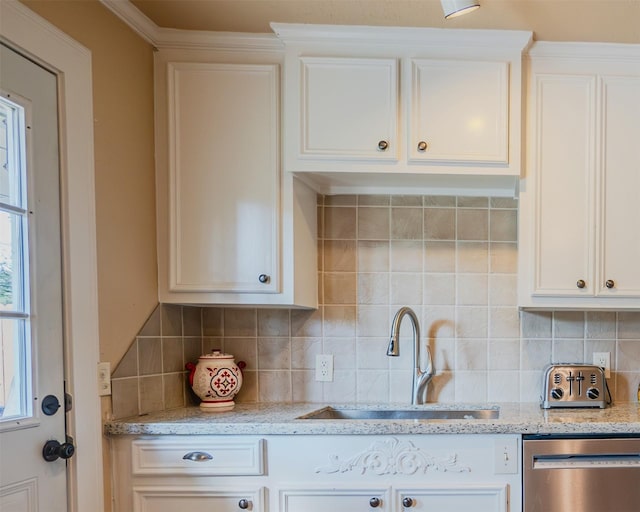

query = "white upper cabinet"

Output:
[[167, 62, 280, 294], [598, 75, 640, 297], [155, 41, 317, 307], [408, 59, 509, 164], [273, 23, 532, 196], [519, 42, 640, 309], [299, 56, 399, 161]]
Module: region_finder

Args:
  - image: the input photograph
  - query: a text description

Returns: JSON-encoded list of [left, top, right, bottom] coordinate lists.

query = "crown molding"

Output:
[[271, 22, 533, 51], [99, 0, 281, 51], [528, 41, 640, 61], [100, 0, 157, 45]]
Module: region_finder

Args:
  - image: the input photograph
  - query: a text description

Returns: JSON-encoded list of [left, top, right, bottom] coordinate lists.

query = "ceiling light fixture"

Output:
[[440, 0, 481, 19]]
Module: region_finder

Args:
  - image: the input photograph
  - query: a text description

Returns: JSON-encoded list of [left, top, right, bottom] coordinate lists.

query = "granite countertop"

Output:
[[104, 401, 640, 436]]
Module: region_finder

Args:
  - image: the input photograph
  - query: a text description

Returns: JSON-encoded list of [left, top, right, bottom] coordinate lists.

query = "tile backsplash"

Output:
[[110, 195, 640, 419]]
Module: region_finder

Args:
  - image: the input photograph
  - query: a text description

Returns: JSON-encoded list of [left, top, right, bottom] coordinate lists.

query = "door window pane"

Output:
[[0, 210, 27, 313], [0, 94, 26, 209], [0, 95, 31, 421], [0, 318, 30, 419]]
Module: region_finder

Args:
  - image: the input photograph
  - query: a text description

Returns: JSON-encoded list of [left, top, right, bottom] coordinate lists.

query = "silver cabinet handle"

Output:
[[369, 497, 381, 508], [402, 497, 414, 507], [377, 140, 389, 151], [258, 274, 270, 284], [238, 499, 250, 509], [605, 279, 615, 289], [182, 451, 213, 462], [576, 279, 586, 289], [417, 141, 428, 152]]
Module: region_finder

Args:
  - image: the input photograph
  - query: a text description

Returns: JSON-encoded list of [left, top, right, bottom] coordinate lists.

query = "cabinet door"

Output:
[[167, 62, 279, 293], [598, 75, 640, 297], [532, 74, 597, 296], [408, 59, 509, 164], [396, 486, 508, 512], [280, 488, 390, 511], [133, 487, 264, 512], [299, 57, 398, 160]]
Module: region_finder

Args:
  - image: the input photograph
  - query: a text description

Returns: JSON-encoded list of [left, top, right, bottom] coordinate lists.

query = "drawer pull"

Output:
[[182, 451, 213, 462], [369, 497, 381, 507], [402, 497, 414, 508], [238, 499, 250, 509]]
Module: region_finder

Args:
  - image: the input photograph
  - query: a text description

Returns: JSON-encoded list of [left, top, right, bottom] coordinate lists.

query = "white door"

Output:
[[408, 59, 509, 164], [396, 486, 508, 511], [167, 62, 280, 294], [532, 74, 596, 296], [598, 75, 640, 297], [134, 489, 264, 512], [280, 488, 391, 511], [0, 44, 68, 511], [299, 56, 398, 160]]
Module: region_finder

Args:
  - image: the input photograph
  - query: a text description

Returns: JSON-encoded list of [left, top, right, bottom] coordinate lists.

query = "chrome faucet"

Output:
[[386, 306, 434, 405]]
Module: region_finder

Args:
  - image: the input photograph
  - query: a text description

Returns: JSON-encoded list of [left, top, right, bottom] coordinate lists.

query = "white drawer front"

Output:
[[131, 437, 264, 476]]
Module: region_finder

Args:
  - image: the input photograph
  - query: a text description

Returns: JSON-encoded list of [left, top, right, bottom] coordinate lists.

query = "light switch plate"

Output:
[[97, 362, 111, 396], [494, 437, 518, 474]]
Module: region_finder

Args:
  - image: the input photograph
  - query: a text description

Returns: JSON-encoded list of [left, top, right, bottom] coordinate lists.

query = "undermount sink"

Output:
[[297, 406, 499, 421]]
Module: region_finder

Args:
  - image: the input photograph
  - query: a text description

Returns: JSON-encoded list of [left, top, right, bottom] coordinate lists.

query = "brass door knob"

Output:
[[417, 141, 428, 152], [377, 140, 389, 151]]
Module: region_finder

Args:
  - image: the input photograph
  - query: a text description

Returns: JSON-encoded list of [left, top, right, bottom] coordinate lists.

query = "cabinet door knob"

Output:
[[576, 279, 586, 289], [369, 497, 381, 508], [377, 140, 389, 151], [258, 274, 270, 284], [402, 497, 414, 508], [417, 141, 428, 152], [182, 451, 213, 462], [238, 498, 250, 509], [605, 279, 615, 289]]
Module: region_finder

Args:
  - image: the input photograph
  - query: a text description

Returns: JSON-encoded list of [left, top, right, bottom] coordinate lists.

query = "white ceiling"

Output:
[[126, 0, 640, 43]]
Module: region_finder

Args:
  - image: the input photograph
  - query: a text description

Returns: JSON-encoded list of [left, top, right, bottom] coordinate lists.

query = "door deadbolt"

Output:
[[41, 395, 61, 416]]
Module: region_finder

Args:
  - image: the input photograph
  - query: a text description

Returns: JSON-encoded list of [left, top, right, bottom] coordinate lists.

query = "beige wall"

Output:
[[22, 0, 158, 369], [19, 2, 157, 509]]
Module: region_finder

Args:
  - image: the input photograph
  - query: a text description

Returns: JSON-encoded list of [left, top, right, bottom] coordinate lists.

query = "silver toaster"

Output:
[[541, 364, 607, 409]]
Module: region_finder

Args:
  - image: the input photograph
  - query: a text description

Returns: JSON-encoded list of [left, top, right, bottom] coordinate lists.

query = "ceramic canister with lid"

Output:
[[187, 350, 244, 411]]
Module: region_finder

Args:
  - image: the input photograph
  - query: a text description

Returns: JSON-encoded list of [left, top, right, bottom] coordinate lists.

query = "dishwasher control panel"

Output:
[[541, 364, 606, 409]]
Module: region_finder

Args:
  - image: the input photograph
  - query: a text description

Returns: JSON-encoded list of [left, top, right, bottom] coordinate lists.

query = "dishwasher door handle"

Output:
[[533, 454, 640, 469]]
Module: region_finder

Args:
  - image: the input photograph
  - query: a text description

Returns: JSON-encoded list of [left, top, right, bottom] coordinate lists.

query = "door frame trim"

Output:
[[0, 2, 103, 511]]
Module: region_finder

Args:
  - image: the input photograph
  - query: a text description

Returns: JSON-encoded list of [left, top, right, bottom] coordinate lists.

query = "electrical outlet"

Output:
[[97, 362, 111, 396], [315, 354, 334, 382], [593, 352, 611, 379]]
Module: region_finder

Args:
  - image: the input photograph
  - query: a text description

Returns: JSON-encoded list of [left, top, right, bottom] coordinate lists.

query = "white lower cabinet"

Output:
[[111, 434, 522, 512], [396, 487, 507, 511], [133, 488, 265, 512], [280, 488, 391, 511]]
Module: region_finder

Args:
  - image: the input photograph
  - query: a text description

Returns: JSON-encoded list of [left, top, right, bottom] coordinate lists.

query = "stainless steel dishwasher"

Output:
[[523, 435, 640, 512]]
